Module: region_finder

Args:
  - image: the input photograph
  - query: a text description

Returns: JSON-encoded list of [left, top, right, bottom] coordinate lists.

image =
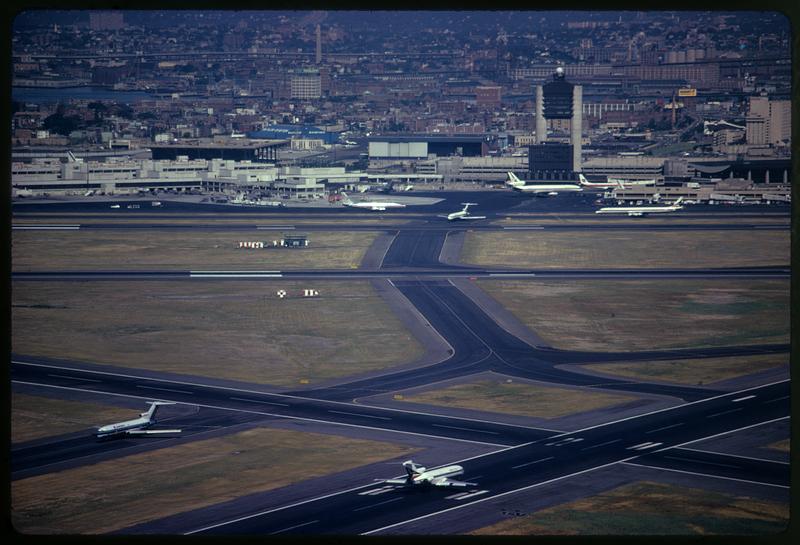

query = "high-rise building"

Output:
[[291, 69, 322, 100], [746, 96, 791, 145], [533, 67, 582, 175], [315, 24, 322, 64]]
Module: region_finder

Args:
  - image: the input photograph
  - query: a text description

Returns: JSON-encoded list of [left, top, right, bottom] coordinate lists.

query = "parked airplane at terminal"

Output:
[[596, 197, 684, 217], [607, 176, 656, 186], [505, 172, 583, 196], [439, 202, 486, 221], [578, 174, 624, 189], [383, 460, 476, 488], [341, 191, 406, 211], [96, 401, 181, 439]]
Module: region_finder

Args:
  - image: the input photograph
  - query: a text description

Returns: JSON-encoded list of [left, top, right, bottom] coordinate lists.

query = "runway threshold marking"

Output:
[[512, 456, 554, 469], [359, 486, 396, 496], [621, 462, 789, 489], [627, 442, 662, 451], [230, 397, 289, 407], [268, 519, 319, 535], [328, 410, 391, 421], [446, 490, 489, 500]]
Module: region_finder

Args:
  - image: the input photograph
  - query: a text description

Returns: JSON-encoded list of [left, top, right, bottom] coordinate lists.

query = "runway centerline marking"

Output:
[[706, 408, 743, 418], [352, 497, 403, 512], [136, 385, 193, 395], [763, 395, 789, 404], [731, 395, 756, 403], [328, 410, 391, 421], [269, 519, 319, 535], [645, 422, 684, 434], [580, 439, 621, 451], [512, 456, 554, 469], [230, 397, 289, 407], [431, 424, 499, 435], [47, 374, 101, 383]]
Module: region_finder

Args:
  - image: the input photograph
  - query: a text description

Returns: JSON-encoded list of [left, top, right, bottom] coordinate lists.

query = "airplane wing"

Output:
[[127, 429, 182, 435], [431, 477, 477, 487], [383, 478, 411, 485]]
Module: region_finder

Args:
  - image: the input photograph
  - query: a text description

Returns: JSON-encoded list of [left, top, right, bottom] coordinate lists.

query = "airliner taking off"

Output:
[[341, 192, 406, 211], [506, 172, 583, 196], [439, 202, 486, 221], [596, 197, 684, 217], [383, 460, 477, 488], [96, 402, 181, 439]]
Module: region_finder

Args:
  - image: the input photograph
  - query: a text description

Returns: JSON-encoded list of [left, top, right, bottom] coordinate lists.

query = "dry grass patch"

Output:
[[461, 230, 788, 269], [477, 279, 789, 351], [12, 280, 424, 386], [471, 480, 789, 535], [12, 229, 377, 271], [584, 353, 788, 386], [12, 427, 419, 534], [402, 379, 638, 419], [12, 394, 137, 443]]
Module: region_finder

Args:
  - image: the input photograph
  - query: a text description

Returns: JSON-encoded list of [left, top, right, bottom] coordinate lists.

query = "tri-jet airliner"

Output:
[[505, 172, 583, 196], [341, 192, 406, 211], [595, 197, 684, 217], [439, 202, 486, 221], [96, 401, 181, 439], [383, 460, 476, 488]]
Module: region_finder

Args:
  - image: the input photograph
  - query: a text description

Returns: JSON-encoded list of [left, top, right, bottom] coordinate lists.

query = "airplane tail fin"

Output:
[[403, 460, 425, 477], [141, 401, 173, 421], [674, 197, 684, 206], [578, 174, 588, 185], [340, 192, 353, 205], [506, 172, 523, 186]]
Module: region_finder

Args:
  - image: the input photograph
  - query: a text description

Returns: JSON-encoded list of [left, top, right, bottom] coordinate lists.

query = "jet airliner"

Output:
[[595, 197, 684, 216], [96, 401, 181, 439], [341, 192, 406, 211], [383, 460, 476, 488], [439, 202, 486, 221], [505, 172, 582, 196]]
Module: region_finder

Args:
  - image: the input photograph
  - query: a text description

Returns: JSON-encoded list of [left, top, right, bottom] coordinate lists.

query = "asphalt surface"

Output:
[[10, 191, 791, 535]]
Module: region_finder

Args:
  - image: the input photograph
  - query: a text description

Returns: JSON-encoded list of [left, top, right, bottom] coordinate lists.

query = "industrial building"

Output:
[[248, 125, 340, 145], [367, 135, 486, 159]]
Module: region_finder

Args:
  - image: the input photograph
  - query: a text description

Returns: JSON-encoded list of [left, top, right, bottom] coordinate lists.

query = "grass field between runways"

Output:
[[11, 427, 419, 534], [583, 353, 788, 386], [12, 280, 424, 386], [12, 229, 377, 270], [11, 394, 139, 443], [471, 481, 789, 535], [460, 230, 789, 269], [401, 379, 639, 419], [476, 279, 789, 351]]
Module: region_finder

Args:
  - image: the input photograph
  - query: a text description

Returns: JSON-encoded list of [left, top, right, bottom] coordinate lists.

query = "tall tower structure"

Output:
[[532, 67, 583, 178], [315, 24, 322, 64]]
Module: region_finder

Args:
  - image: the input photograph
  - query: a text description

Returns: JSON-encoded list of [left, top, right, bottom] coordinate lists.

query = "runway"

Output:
[[140, 381, 789, 535], [10, 192, 791, 535]]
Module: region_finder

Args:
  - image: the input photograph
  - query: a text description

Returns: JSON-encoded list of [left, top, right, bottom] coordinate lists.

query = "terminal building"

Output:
[[367, 135, 486, 160], [150, 138, 287, 162]]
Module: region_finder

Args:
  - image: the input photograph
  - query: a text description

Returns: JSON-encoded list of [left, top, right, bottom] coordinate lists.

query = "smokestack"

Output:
[[315, 24, 322, 64]]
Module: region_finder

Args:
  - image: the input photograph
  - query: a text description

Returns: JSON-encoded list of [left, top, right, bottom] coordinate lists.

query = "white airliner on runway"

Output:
[[383, 460, 477, 488], [595, 197, 684, 217], [96, 401, 181, 439], [341, 192, 406, 211], [506, 172, 583, 196], [439, 202, 486, 221]]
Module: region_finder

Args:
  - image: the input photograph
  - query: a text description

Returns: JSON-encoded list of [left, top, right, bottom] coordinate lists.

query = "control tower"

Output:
[[534, 67, 582, 174]]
